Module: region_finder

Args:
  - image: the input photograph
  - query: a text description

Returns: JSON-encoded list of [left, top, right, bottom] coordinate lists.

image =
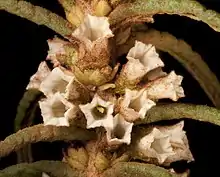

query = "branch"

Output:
[[0, 160, 80, 177], [103, 162, 179, 177], [0, 0, 75, 37], [117, 29, 220, 108], [109, 0, 220, 32], [0, 124, 95, 158], [136, 103, 220, 126]]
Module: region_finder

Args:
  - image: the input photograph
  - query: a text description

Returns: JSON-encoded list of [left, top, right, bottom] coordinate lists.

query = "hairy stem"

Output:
[[0, 160, 80, 177], [136, 103, 220, 126], [117, 29, 220, 108], [0, 124, 95, 158], [109, 0, 220, 32], [103, 162, 178, 177], [0, 0, 75, 37]]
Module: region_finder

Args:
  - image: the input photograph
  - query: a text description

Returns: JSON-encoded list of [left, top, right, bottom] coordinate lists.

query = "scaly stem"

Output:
[[0, 160, 80, 177], [0, 0, 75, 37], [0, 124, 96, 158], [117, 29, 220, 108], [136, 103, 220, 126]]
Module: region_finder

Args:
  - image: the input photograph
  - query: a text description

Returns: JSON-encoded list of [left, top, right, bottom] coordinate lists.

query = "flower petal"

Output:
[[144, 67, 167, 81]]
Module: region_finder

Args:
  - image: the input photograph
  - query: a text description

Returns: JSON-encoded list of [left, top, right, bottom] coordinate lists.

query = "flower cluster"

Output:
[[27, 14, 187, 151]]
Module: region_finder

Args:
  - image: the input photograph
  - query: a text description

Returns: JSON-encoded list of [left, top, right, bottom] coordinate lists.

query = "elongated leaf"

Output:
[[135, 103, 220, 126], [0, 160, 80, 177], [0, 0, 74, 36], [109, 0, 220, 32], [0, 124, 95, 158]]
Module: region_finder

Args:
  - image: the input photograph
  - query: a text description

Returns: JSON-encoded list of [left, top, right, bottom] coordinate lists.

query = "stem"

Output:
[[136, 103, 220, 126], [103, 162, 178, 177], [0, 160, 80, 177], [0, 124, 95, 158], [109, 0, 220, 33], [117, 29, 220, 108], [0, 0, 75, 37]]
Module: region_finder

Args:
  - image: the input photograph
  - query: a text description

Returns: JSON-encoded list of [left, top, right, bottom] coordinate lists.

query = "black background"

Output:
[[1, 0, 220, 176]]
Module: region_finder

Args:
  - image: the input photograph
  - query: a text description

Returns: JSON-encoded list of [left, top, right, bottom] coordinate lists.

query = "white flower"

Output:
[[137, 121, 193, 164], [138, 128, 175, 164], [47, 38, 69, 66], [145, 71, 185, 101], [159, 121, 185, 146], [39, 92, 76, 126], [26, 61, 51, 90], [121, 58, 151, 81], [72, 14, 113, 48], [127, 41, 164, 74], [40, 67, 73, 97], [117, 41, 165, 84], [106, 114, 133, 145], [79, 94, 114, 129], [120, 89, 156, 122]]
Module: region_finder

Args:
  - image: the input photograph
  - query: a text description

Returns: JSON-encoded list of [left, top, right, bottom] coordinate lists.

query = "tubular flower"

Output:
[[72, 14, 113, 48], [145, 71, 185, 101], [40, 67, 73, 97], [71, 14, 118, 86], [79, 94, 114, 129], [115, 41, 164, 91], [120, 88, 156, 122], [106, 114, 133, 145], [137, 121, 193, 165], [126, 41, 164, 74], [39, 92, 77, 126]]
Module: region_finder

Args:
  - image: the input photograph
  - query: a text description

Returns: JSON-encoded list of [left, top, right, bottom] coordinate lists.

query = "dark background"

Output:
[[1, 0, 220, 176]]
